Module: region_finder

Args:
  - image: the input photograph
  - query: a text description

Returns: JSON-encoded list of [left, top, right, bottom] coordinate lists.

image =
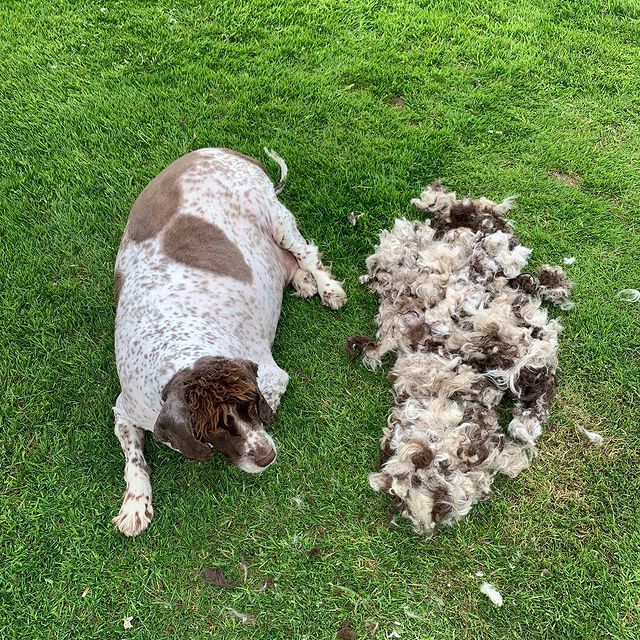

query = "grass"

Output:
[[1, 0, 639, 638]]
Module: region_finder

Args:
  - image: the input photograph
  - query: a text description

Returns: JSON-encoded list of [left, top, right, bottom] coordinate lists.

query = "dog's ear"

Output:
[[257, 393, 274, 424], [240, 359, 259, 380], [154, 371, 213, 461], [239, 360, 273, 424]]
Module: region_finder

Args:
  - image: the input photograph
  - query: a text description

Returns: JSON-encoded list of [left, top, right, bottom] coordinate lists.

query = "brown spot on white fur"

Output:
[[162, 214, 253, 282], [127, 151, 202, 242], [115, 269, 124, 307]]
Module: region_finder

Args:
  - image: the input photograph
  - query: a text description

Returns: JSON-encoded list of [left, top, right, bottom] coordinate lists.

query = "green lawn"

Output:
[[1, 1, 639, 638]]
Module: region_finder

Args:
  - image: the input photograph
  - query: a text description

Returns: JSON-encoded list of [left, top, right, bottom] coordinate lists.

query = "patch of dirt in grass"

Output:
[[551, 171, 580, 188], [200, 567, 239, 587], [337, 620, 357, 639]]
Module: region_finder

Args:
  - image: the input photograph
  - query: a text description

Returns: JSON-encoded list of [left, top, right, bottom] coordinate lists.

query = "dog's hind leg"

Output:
[[112, 397, 153, 537], [290, 268, 318, 298], [270, 202, 346, 310]]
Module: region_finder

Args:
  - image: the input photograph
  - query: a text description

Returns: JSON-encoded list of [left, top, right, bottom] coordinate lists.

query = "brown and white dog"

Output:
[[112, 148, 345, 536]]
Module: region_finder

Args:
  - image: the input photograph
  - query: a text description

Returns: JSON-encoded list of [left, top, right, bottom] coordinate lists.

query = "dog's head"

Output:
[[154, 357, 276, 473]]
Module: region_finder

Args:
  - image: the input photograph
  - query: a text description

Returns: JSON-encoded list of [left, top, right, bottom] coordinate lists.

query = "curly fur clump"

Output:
[[352, 182, 572, 536]]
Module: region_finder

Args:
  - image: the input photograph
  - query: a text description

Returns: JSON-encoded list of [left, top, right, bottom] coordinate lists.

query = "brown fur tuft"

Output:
[[434, 200, 510, 238], [184, 362, 257, 441], [513, 366, 557, 405], [345, 335, 377, 359], [509, 273, 539, 295]]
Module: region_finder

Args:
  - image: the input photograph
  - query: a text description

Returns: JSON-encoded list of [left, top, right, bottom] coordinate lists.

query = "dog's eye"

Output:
[[235, 403, 256, 423], [220, 414, 238, 433]]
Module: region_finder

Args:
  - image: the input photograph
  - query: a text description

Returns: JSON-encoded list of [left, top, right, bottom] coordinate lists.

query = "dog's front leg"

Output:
[[112, 402, 153, 536], [256, 363, 290, 412]]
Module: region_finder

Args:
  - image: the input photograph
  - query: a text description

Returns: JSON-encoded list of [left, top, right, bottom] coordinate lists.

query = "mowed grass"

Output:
[[1, 0, 639, 638]]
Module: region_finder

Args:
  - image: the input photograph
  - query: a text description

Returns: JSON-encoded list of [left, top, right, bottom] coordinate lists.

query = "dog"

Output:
[[112, 148, 345, 536]]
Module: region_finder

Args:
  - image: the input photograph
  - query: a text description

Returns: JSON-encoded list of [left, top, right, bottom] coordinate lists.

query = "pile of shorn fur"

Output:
[[348, 183, 573, 536]]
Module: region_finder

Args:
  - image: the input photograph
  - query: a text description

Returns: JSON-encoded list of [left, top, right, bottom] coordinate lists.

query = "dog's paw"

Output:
[[320, 279, 346, 310], [113, 494, 153, 537], [292, 269, 318, 298]]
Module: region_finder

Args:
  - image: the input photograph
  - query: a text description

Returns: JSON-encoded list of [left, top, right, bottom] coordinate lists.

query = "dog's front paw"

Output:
[[113, 493, 153, 537], [321, 279, 346, 309]]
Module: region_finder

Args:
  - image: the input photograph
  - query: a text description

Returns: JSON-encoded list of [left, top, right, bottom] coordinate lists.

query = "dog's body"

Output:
[[113, 148, 345, 536]]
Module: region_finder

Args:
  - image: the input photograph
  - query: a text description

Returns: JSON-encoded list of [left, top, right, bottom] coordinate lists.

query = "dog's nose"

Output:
[[254, 448, 276, 468]]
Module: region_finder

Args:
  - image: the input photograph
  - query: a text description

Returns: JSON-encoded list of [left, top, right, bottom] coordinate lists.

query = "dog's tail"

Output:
[[264, 148, 288, 195]]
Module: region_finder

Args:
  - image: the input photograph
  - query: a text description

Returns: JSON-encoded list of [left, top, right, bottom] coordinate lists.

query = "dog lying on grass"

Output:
[[348, 183, 572, 536], [113, 148, 345, 536]]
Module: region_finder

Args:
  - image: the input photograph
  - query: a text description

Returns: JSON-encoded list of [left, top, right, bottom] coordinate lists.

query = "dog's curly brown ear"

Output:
[[154, 371, 213, 461]]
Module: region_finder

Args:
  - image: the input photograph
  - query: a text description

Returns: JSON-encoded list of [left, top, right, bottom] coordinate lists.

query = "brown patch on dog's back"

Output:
[[219, 148, 268, 175], [115, 270, 125, 307], [163, 214, 253, 282], [127, 151, 202, 242]]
